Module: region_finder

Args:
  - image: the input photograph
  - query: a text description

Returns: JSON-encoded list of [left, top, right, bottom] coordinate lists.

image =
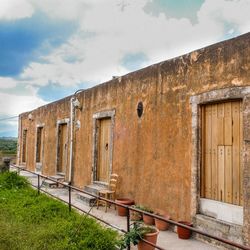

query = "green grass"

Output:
[[0, 172, 119, 250]]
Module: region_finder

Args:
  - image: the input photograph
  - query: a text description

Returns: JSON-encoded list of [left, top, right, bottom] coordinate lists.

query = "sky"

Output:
[[0, 0, 249, 137]]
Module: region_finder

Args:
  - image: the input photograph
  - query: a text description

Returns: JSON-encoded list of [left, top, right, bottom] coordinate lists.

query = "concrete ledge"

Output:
[[200, 198, 243, 225], [194, 214, 243, 249]]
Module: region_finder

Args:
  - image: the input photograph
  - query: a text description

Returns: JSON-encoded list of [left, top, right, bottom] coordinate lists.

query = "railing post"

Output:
[[127, 206, 130, 250], [37, 174, 40, 195], [69, 185, 72, 212]]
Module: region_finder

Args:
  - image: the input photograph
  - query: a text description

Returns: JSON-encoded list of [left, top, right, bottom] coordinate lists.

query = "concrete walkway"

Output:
[[17, 169, 219, 250]]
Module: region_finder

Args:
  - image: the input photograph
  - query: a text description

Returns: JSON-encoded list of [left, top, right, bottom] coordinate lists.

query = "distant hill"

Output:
[[0, 137, 17, 141], [0, 137, 17, 154]]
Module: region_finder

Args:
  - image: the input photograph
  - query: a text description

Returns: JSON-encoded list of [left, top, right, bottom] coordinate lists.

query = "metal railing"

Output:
[[11, 164, 250, 250]]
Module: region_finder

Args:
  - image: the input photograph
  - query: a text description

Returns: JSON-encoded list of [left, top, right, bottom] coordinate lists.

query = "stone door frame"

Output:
[[55, 118, 70, 176], [34, 123, 45, 173], [92, 109, 115, 184], [190, 86, 250, 244]]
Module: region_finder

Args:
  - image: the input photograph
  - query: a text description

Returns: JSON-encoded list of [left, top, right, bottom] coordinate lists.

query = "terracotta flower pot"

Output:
[[143, 214, 155, 225], [115, 198, 134, 216], [154, 214, 170, 231], [177, 221, 193, 239], [138, 229, 159, 250]]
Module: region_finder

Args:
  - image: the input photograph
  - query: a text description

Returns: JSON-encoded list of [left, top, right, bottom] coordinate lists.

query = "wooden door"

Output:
[[57, 124, 68, 173], [36, 127, 44, 163], [201, 100, 243, 206], [97, 118, 111, 182], [22, 129, 27, 163]]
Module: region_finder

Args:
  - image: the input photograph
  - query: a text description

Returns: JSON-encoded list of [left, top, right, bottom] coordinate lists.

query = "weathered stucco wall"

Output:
[[18, 33, 250, 224], [18, 97, 71, 177]]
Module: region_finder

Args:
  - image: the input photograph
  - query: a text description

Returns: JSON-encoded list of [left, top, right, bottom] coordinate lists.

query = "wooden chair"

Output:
[[96, 174, 118, 212]]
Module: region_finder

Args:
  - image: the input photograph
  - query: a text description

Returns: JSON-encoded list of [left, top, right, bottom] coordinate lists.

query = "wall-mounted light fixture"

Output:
[[28, 113, 33, 121], [75, 120, 81, 129], [73, 98, 82, 110]]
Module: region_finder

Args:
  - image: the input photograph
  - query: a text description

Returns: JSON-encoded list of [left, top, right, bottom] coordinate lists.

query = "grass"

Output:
[[0, 172, 119, 250]]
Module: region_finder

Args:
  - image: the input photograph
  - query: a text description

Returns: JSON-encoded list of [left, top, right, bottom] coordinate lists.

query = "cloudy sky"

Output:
[[0, 0, 249, 137]]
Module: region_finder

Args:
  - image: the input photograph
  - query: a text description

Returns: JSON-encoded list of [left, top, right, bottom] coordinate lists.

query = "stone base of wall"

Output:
[[193, 214, 243, 250]]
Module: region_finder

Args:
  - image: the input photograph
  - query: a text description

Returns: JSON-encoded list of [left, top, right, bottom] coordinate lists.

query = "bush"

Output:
[[0, 171, 29, 189]]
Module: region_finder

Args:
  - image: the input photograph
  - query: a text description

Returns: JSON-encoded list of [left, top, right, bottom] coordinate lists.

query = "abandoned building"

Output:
[[17, 32, 250, 246]]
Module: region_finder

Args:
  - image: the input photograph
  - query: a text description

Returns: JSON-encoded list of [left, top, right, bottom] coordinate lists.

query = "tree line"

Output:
[[0, 138, 17, 154]]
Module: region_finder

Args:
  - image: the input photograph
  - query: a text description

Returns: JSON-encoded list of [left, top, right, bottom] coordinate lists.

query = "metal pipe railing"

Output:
[[11, 164, 250, 250]]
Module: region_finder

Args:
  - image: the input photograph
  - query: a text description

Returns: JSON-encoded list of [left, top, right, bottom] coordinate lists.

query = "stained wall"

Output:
[[18, 33, 250, 222]]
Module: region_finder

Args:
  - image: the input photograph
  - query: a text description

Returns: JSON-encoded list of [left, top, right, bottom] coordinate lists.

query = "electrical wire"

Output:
[[0, 116, 18, 122]]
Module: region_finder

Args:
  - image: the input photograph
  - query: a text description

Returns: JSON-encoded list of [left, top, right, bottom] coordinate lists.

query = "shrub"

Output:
[[118, 222, 157, 249], [0, 171, 29, 189]]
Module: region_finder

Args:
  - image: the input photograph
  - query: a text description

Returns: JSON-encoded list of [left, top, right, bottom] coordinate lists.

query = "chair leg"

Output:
[[97, 192, 100, 209], [108, 194, 112, 208], [96, 198, 99, 209], [114, 194, 116, 210], [105, 193, 108, 212]]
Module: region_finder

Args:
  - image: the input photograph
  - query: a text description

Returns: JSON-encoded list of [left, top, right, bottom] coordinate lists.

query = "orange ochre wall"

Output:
[[18, 33, 250, 221]]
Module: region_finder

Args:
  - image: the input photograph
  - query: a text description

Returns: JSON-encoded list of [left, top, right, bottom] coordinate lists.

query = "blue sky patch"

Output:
[[37, 82, 97, 102], [144, 0, 205, 23], [0, 12, 77, 77], [121, 52, 149, 71], [222, 22, 240, 40], [37, 83, 76, 102], [0, 115, 18, 137]]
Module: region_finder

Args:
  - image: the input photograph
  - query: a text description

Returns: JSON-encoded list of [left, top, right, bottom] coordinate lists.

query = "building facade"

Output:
[[17, 32, 250, 246]]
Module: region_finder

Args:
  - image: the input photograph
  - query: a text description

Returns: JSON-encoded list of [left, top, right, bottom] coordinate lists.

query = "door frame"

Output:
[[190, 86, 250, 244], [21, 128, 28, 165], [55, 118, 70, 175], [92, 109, 115, 184], [35, 123, 45, 173]]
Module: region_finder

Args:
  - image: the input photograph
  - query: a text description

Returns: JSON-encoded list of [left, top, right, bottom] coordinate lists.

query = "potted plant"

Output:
[[115, 198, 135, 216], [130, 205, 143, 221], [177, 221, 193, 239], [139, 206, 154, 225], [154, 210, 170, 231], [119, 222, 159, 250]]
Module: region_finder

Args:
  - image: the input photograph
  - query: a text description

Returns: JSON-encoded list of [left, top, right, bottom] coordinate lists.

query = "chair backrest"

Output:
[[109, 174, 118, 192], [110, 173, 118, 181], [109, 179, 117, 192]]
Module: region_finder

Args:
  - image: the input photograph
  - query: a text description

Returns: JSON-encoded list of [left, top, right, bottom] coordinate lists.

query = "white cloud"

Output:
[[1, 0, 250, 103], [0, 92, 46, 116], [0, 0, 34, 20], [30, 0, 90, 21], [0, 77, 17, 89], [197, 0, 250, 34], [18, 0, 250, 89]]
